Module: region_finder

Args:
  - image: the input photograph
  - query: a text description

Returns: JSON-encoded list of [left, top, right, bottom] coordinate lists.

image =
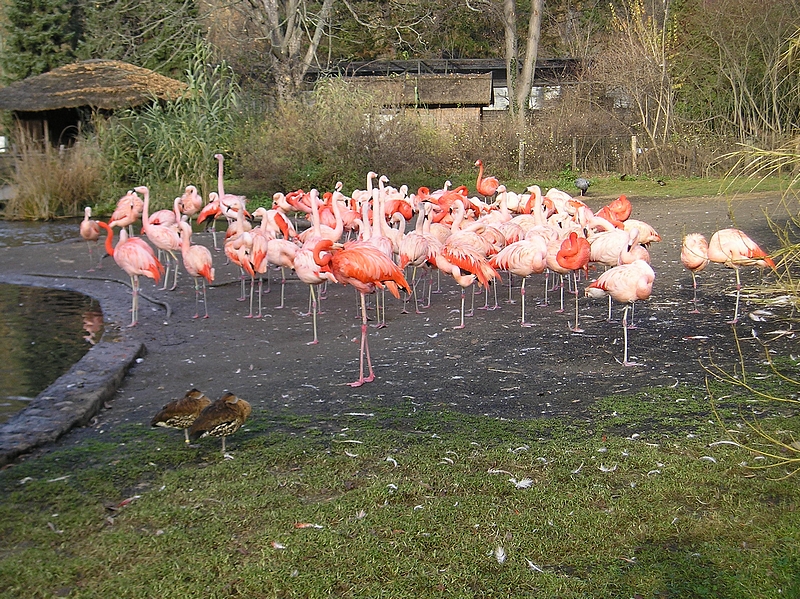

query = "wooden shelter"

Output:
[[0, 59, 188, 146]]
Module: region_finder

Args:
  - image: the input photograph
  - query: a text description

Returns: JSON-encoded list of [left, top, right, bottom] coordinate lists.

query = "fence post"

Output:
[[630, 135, 638, 175], [518, 140, 526, 175]]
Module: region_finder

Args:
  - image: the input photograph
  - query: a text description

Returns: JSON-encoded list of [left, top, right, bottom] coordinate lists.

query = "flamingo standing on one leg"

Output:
[[488, 236, 547, 327], [178, 221, 215, 318], [79, 206, 102, 270], [97, 221, 164, 327], [680, 233, 709, 314], [556, 231, 591, 332], [707, 228, 776, 324], [293, 247, 338, 345], [312, 239, 411, 386], [586, 259, 655, 366]]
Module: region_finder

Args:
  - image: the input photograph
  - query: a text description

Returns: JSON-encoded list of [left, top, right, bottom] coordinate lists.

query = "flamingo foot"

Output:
[[521, 321, 534, 328], [570, 326, 585, 333], [688, 308, 700, 314], [555, 308, 565, 314], [306, 339, 319, 345]]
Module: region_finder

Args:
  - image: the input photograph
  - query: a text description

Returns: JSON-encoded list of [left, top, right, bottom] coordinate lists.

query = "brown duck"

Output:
[[151, 389, 212, 443], [189, 392, 251, 453]]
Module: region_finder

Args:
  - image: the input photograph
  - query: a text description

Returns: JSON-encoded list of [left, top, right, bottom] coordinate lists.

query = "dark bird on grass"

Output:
[[574, 177, 591, 196], [189, 392, 251, 454], [151, 389, 212, 444]]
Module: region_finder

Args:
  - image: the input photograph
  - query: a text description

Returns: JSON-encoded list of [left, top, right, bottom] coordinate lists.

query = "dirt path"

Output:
[[0, 190, 796, 455]]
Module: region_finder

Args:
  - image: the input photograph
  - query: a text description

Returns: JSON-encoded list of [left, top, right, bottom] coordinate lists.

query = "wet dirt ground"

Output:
[[0, 190, 797, 455]]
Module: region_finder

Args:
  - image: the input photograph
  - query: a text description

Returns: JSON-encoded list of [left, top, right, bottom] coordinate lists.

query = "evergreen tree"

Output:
[[1, 0, 82, 82]]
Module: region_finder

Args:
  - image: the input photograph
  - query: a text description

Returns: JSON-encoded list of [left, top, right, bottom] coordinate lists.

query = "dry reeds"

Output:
[[3, 127, 104, 220]]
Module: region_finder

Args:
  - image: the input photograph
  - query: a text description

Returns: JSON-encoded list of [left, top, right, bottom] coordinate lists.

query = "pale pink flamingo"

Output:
[[680, 233, 709, 314], [313, 239, 411, 386], [707, 228, 776, 324], [475, 159, 499, 200], [586, 259, 655, 366], [489, 236, 547, 326], [79, 206, 102, 270], [178, 221, 214, 318], [623, 219, 661, 245], [293, 247, 338, 344], [398, 202, 442, 313], [178, 185, 203, 224], [263, 238, 298, 310], [109, 190, 142, 234], [136, 186, 182, 290], [97, 220, 164, 327]]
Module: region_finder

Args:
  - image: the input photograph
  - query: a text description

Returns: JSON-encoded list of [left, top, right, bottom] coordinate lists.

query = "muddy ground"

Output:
[[0, 190, 797, 455]]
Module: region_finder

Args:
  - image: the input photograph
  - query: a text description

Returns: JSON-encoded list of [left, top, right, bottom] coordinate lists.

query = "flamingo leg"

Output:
[[257, 276, 265, 318], [729, 267, 742, 324], [556, 275, 565, 313], [621, 304, 639, 366], [128, 275, 139, 327], [307, 284, 319, 345], [542, 271, 549, 306], [520, 277, 533, 327], [277, 267, 286, 309], [160, 255, 171, 290], [201, 279, 209, 318], [245, 276, 256, 318], [689, 270, 700, 314], [169, 251, 179, 290], [350, 293, 375, 386], [571, 272, 584, 332], [506, 273, 515, 303], [455, 288, 467, 329]]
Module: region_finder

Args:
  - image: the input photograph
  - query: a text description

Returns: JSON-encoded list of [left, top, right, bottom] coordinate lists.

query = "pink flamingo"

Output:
[[79, 206, 102, 270], [179, 185, 203, 223], [109, 190, 143, 233], [197, 192, 223, 250], [313, 239, 411, 387], [680, 233, 709, 314], [293, 247, 338, 344], [137, 186, 182, 290], [97, 221, 164, 327], [489, 236, 547, 327], [707, 228, 776, 324], [178, 221, 214, 318], [586, 259, 655, 366], [475, 159, 499, 200]]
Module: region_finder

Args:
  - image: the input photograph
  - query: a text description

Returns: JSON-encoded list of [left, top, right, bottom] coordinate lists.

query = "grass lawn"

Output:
[[1, 377, 799, 598]]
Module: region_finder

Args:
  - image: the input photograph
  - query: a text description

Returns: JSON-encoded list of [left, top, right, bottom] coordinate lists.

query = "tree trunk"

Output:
[[514, 0, 543, 133], [502, 0, 518, 116]]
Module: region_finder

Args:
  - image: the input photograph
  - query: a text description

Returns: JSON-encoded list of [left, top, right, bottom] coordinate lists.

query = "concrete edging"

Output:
[[0, 339, 145, 467]]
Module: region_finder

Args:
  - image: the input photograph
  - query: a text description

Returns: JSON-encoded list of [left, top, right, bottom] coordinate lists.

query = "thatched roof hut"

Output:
[[0, 60, 188, 146]]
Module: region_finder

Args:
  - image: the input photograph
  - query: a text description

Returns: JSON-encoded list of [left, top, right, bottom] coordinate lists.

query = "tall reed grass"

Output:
[[2, 127, 104, 220]]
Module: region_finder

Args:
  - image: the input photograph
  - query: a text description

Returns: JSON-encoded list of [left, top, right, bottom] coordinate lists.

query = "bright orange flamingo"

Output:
[[475, 159, 499, 200], [178, 221, 215, 318], [79, 206, 102, 270], [586, 259, 655, 366], [556, 231, 591, 332], [97, 221, 164, 327], [313, 239, 411, 387], [707, 228, 776, 324], [680, 233, 709, 314]]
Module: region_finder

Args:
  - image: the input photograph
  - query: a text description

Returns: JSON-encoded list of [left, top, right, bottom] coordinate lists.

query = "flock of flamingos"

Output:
[[79, 154, 778, 390]]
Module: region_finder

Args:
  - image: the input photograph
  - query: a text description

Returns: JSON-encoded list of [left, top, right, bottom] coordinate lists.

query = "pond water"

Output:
[[0, 217, 82, 247], [0, 283, 102, 424]]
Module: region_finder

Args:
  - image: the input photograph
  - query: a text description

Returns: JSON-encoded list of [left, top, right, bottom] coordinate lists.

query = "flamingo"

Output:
[[586, 259, 655, 366], [312, 239, 411, 387], [97, 221, 164, 327], [188, 392, 251, 454], [197, 192, 223, 250], [489, 236, 548, 327], [79, 206, 102, 270], [707, 228, 776, 324], [109, 190, 142, 233], [178, 221, 215, 318], [137, 186, 182, 290], [680, 233, 710, 314], [178, 185, 203, 224], [556, 231, 591, 332], [293, 247, 338, 344], [475, 159, 499, 200], [151, 389, 212, 443]]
